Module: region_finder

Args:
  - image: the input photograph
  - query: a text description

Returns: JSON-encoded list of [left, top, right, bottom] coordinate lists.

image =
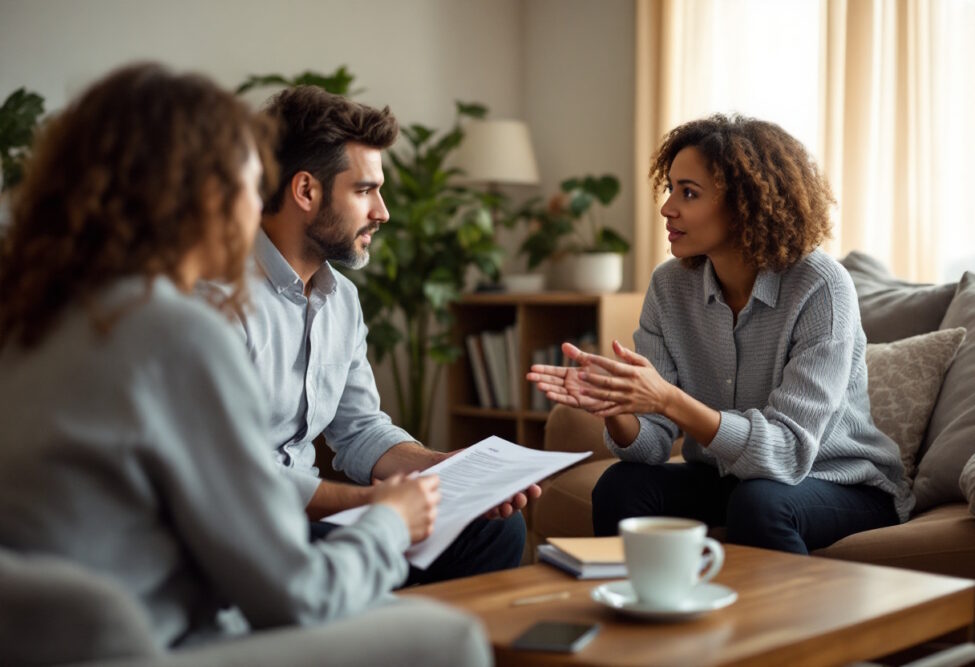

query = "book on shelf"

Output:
[[480, 330, 511, 409], [536, 537, 627, 579], [504, 324, 520, 411], [465, 334, 493, 408], [529, 347, 550, 411]]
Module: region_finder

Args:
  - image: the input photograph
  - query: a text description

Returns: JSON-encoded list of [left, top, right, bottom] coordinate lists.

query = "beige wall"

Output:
[[0, 0, 634, 451]]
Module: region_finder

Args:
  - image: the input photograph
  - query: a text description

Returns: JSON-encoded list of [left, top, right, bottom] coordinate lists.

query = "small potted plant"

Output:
[[0, 87, 45, 231], [509, 174, 630, 292]]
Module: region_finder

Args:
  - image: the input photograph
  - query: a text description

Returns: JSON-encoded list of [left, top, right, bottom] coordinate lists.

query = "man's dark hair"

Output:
[[262, 87, 398, 213]]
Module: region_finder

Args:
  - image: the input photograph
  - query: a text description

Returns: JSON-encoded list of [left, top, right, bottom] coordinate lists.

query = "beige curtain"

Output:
[[634, 0, 957, 286]]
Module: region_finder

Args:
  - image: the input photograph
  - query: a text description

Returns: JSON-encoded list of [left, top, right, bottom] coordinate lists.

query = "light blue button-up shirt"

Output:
[[236, 230, 413, 503]]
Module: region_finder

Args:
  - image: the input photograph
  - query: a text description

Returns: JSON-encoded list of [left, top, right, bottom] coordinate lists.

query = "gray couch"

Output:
[[0, 548, 490, 667]]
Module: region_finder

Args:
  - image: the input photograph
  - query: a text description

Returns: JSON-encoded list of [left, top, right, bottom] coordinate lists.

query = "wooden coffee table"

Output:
[[403, 544, 974, 666]]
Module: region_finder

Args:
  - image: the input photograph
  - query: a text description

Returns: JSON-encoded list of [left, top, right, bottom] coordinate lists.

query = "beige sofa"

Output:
[[529, 253, 975, 580]]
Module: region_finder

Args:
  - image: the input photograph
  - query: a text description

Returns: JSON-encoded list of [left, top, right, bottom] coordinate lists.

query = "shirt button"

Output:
[[726, 378, 732, 384]]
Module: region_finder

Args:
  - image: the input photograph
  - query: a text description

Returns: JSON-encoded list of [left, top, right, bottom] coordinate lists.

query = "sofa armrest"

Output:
[[543, 404, 613, 459], [543, 404, 682, 459]]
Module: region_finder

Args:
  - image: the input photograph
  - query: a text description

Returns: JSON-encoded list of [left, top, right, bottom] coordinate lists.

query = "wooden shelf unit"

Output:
[[447, 291, 644, 450]]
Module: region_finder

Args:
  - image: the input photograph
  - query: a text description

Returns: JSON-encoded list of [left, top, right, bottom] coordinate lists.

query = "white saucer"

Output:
[[590, 580, 737, 621]]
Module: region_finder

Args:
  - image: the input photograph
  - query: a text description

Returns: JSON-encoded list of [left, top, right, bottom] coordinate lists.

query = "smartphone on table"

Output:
[[510, 620, 601, 653]]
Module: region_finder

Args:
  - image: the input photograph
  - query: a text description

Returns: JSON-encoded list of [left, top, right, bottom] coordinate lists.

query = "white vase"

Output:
[[546, 254, 624, 292]]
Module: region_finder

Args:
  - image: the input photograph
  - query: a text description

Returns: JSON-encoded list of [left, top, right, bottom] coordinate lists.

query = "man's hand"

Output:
[[372, 474, 442, 544], [482, 483, 543, 520]]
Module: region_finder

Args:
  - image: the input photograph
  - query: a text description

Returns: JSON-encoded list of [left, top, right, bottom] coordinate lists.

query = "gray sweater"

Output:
[[0, 277, 409, 648], [607, 250, 914, 521]]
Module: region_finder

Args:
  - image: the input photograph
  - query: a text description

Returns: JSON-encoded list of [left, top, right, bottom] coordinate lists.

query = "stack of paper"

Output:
[[324, 437, 591, 568], [537, 537, 627, 579]]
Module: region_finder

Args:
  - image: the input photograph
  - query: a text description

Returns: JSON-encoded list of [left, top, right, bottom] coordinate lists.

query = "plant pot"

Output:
[[501, 272, 546, 293], [550, 253, 623, 293]]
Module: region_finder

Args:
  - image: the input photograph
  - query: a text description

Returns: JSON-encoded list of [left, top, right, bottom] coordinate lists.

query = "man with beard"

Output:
[[233, 86, 536, 584]]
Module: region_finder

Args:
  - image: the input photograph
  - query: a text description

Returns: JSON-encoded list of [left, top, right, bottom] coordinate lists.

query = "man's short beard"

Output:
[[304, 202, 371, 270]]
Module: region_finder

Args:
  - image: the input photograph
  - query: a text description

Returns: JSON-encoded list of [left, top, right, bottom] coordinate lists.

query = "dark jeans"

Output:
[[591, 461, 899, 554], [310, 512, 526, 586]]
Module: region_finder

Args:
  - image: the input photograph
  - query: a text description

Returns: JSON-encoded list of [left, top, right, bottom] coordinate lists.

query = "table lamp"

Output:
[[451, 119, 540, 188]]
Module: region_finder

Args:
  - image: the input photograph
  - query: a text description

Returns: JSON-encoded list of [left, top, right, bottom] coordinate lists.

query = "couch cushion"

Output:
[[543, 404, 613, 460], [865, 328, 965, 481], [961, 453, 975, 516], [814, 504, 975, 580], [914, 272, 975, 512], [0, 548, 159, 666], [532, 459, 614, 539], [840, 251, 956, 343]]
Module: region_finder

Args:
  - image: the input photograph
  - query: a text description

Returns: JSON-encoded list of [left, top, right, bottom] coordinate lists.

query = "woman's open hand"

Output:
[[525, 342, 615, 413], [575, 340, 675, 417]]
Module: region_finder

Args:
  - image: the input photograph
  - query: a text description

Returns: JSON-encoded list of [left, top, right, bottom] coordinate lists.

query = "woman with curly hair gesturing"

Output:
[[0, 63, 489, 665], [528, 115, 912, 554]]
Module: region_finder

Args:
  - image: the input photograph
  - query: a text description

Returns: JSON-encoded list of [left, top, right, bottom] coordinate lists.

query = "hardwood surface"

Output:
[[403, 544, 975, 667]]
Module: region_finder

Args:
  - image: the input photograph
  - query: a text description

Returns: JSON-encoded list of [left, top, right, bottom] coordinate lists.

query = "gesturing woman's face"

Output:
[[659, 146, 734, 262]]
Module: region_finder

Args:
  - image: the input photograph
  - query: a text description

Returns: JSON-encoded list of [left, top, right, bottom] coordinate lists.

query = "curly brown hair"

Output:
[[0, 63, 276, 350], [650, 114, 834, 272], [262, 86, 398, 213]]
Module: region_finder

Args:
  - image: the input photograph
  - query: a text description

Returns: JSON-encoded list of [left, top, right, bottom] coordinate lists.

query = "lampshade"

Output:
[[452, 119, 540, 186]]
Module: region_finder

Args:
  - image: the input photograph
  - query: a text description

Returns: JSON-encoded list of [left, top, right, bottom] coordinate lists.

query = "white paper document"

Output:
[[322, 436, 591, 568]]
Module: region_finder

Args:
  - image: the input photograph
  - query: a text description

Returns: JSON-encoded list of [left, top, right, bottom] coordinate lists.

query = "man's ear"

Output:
[[290, 171, 321, 213]]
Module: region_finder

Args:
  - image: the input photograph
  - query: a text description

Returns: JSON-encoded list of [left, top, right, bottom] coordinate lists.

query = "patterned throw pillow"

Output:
[[865, 327, 966, 482]]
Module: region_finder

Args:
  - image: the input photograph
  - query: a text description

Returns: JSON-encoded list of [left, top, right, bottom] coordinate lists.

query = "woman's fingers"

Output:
[[612, 340, 651, 367]]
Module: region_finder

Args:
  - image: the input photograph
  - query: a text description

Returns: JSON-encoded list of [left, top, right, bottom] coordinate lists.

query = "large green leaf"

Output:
[[456, 101, 488, 119], [0, 87, 44, 190], [366, 320, 402, 362], [592, 227, 631, 254]]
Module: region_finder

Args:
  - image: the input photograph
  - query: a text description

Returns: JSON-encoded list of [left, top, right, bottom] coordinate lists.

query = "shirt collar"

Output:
[[702, 258, 780, 308], [254, 228, 337, 299]]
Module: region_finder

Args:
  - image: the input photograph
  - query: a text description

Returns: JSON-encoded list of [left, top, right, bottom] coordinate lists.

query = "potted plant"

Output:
[[0, 87, 45, 229], [345, 101, 503, 443], [509, 174, 629, 292], [236, 66, 361, 97]]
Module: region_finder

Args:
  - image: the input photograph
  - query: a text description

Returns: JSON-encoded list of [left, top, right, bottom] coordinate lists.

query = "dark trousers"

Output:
[[310, 513, 526, 586], [591, 461, 899, 554]]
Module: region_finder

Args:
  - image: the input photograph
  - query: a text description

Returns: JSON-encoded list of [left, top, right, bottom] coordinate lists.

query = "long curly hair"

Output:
[[650, 114, 834, 272], [0, 63, 276, 349]]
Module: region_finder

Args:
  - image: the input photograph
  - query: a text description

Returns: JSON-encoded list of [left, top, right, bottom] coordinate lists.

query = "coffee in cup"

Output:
[[619, 517, 724, 608]]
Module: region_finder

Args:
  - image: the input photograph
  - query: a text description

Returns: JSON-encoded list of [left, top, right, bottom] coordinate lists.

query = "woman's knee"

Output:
[[725, 479, 805, 553]]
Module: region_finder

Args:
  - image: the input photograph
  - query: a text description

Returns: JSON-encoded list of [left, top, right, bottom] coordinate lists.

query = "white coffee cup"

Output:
[[619, 517, 724, 608]]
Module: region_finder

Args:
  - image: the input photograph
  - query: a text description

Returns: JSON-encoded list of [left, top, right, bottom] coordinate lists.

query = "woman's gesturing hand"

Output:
[[574, 340, 675, 417], [525, 342, 615, 413]]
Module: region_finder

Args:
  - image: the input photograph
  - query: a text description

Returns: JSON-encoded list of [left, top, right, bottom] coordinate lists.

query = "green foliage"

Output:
[[509, 173, 630, 270], [235, 66, 362, 96], [0, 88, 45, 191], [342, 100, 503, 443]]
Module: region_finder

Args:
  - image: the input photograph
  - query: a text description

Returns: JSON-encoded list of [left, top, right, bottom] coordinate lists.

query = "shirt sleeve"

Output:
[[604, 284, 682, 463], [142, 312, 410, 630], [325, 303, 413, 484], [707, 282, 855, 483]]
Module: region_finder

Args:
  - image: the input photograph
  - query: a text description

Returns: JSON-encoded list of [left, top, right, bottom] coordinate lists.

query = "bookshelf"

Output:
[[447, 291, 644, 450]]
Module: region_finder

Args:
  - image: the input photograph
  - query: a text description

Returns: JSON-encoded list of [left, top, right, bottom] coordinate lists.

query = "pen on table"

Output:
[[510, 591, 571, 607]]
